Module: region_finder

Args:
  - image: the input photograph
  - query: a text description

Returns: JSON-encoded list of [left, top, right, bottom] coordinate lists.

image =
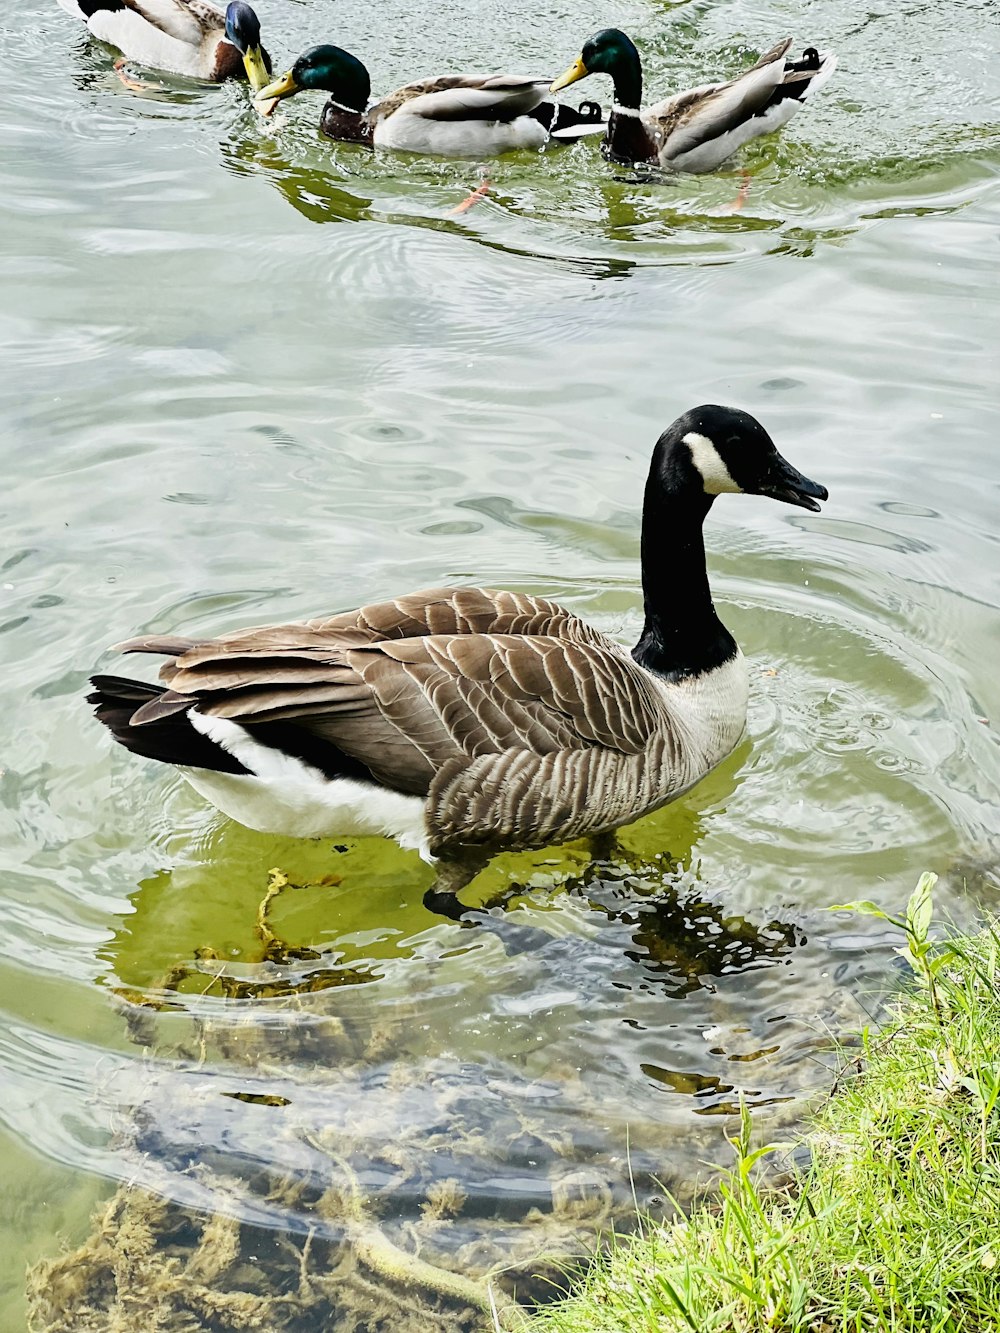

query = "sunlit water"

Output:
[[2, 0, 1000, 1326]]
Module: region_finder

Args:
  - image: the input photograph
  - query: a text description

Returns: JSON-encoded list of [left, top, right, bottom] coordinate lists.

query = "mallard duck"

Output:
[[89, 406, 826, 918], [551, 29, 836, 172], [255, 44, 606, 157], [56, 0, 272, 90]]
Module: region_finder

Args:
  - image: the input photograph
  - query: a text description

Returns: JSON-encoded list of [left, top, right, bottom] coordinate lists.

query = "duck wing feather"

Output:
[[373, 75, 550, 124], [646, 37, 792, 161], [115, 0, 223, 44]]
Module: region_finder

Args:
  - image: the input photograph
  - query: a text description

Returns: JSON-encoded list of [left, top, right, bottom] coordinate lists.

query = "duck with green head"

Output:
[[56, 0, 272, 89], [551, 28, 835, 172], [256, 43, 607, 157]]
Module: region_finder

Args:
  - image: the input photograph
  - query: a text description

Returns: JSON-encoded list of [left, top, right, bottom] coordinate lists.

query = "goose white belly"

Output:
[[177, 655, 747, 857], [182, 714, 430, 854], [651, 650, 750, 774], [373, 113, 548, 158]]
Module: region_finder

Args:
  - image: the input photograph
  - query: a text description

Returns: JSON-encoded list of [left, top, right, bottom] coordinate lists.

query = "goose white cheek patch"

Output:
[[683, 431, 743, 495]]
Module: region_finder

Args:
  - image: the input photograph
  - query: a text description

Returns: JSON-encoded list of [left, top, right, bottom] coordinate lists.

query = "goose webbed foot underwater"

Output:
[[423, 858, 571, 957], [551, 29, 836, 174], [88, 405, 827, 928], [254, 44, 609, 158], [423, 838, 626, 950], [421, 833, 620, 940], [421, 853, 489, 923], [57, 0, 272, 89]]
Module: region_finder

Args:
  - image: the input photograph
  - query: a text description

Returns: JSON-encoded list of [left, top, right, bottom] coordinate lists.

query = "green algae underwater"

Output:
[[27, 839, 848, 1330], [4, 0, 1000, 1327]]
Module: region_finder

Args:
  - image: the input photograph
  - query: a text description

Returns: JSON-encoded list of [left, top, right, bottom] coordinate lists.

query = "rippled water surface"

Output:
[[2, 0, 1000, 1326]]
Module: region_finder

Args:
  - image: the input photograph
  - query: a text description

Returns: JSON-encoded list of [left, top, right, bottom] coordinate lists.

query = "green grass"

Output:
[[525, 876, 1000, 1333]]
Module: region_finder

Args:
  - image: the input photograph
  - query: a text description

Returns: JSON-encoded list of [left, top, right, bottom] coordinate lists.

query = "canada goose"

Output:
[[550, 29, 836, 173], [56, 0, 272, 90], [88, 406, 827, 918], [254, 44, 607, 157]]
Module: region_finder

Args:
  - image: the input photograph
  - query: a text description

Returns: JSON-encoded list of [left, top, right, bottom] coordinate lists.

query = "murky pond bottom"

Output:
[[25, 846, 861, 1332], [3, 0, 1000, 1326], [18, 719, 1000, 1332]]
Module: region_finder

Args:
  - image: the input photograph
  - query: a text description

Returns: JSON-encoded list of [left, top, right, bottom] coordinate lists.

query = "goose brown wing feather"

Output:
[[178, 634, 655, 749], [314, 586, 596, 641], [372, 633, 659, 751], [124, 588, 595, 669], [113, 633, 200, 657], [116, 588, 661, 805], [128, 631, 659, 764]]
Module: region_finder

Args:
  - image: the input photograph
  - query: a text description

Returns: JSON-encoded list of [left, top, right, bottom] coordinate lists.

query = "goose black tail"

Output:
[[88, 675, 250, 774]]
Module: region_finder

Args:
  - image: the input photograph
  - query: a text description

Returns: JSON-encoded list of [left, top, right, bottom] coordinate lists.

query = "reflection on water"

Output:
[[25, 855, 831, 1329], [3, 0, 1000, 1326]]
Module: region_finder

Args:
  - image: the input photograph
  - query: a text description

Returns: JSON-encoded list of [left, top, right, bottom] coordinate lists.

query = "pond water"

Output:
[[2, 0, 1000, 1326]]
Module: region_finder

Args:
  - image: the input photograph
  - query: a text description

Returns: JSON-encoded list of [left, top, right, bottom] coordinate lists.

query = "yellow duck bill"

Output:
[[242, 44, 272, 92], [255, 69, 301, 103], [549, 57, 588, 93]]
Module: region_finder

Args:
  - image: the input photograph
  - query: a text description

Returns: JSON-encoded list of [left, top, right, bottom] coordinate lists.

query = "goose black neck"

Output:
[[631, 453, 737, 681]]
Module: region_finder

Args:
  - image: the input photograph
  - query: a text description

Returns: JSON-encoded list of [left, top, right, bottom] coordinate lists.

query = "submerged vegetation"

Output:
[[30, 858, 807, 1333], [22, 872, 596, 1333], [528, 875, 1000, 1333], [26, 871, 1000, 1332]]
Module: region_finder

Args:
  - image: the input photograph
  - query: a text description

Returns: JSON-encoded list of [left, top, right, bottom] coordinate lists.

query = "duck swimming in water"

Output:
[[551, 29, 836, 172], [256, 43, 606, 157], [56, 0, 272, 90]]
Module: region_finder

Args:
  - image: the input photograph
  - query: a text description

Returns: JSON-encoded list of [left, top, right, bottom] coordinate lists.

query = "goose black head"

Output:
[[223, 1, 270, 91], [659, 405, 828, 512], [256, 45, 371, 113]]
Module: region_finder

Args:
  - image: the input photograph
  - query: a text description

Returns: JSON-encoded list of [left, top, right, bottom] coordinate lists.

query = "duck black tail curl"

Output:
[[530, 98, 608, 140]]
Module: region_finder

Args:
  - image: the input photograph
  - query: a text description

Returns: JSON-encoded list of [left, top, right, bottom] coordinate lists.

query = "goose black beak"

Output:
[[761, 453, 828, 512]]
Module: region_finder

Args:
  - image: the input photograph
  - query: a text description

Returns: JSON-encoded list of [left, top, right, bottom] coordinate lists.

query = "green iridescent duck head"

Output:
[[256, 44, 372, 113], [551, 29, 644, 109]]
